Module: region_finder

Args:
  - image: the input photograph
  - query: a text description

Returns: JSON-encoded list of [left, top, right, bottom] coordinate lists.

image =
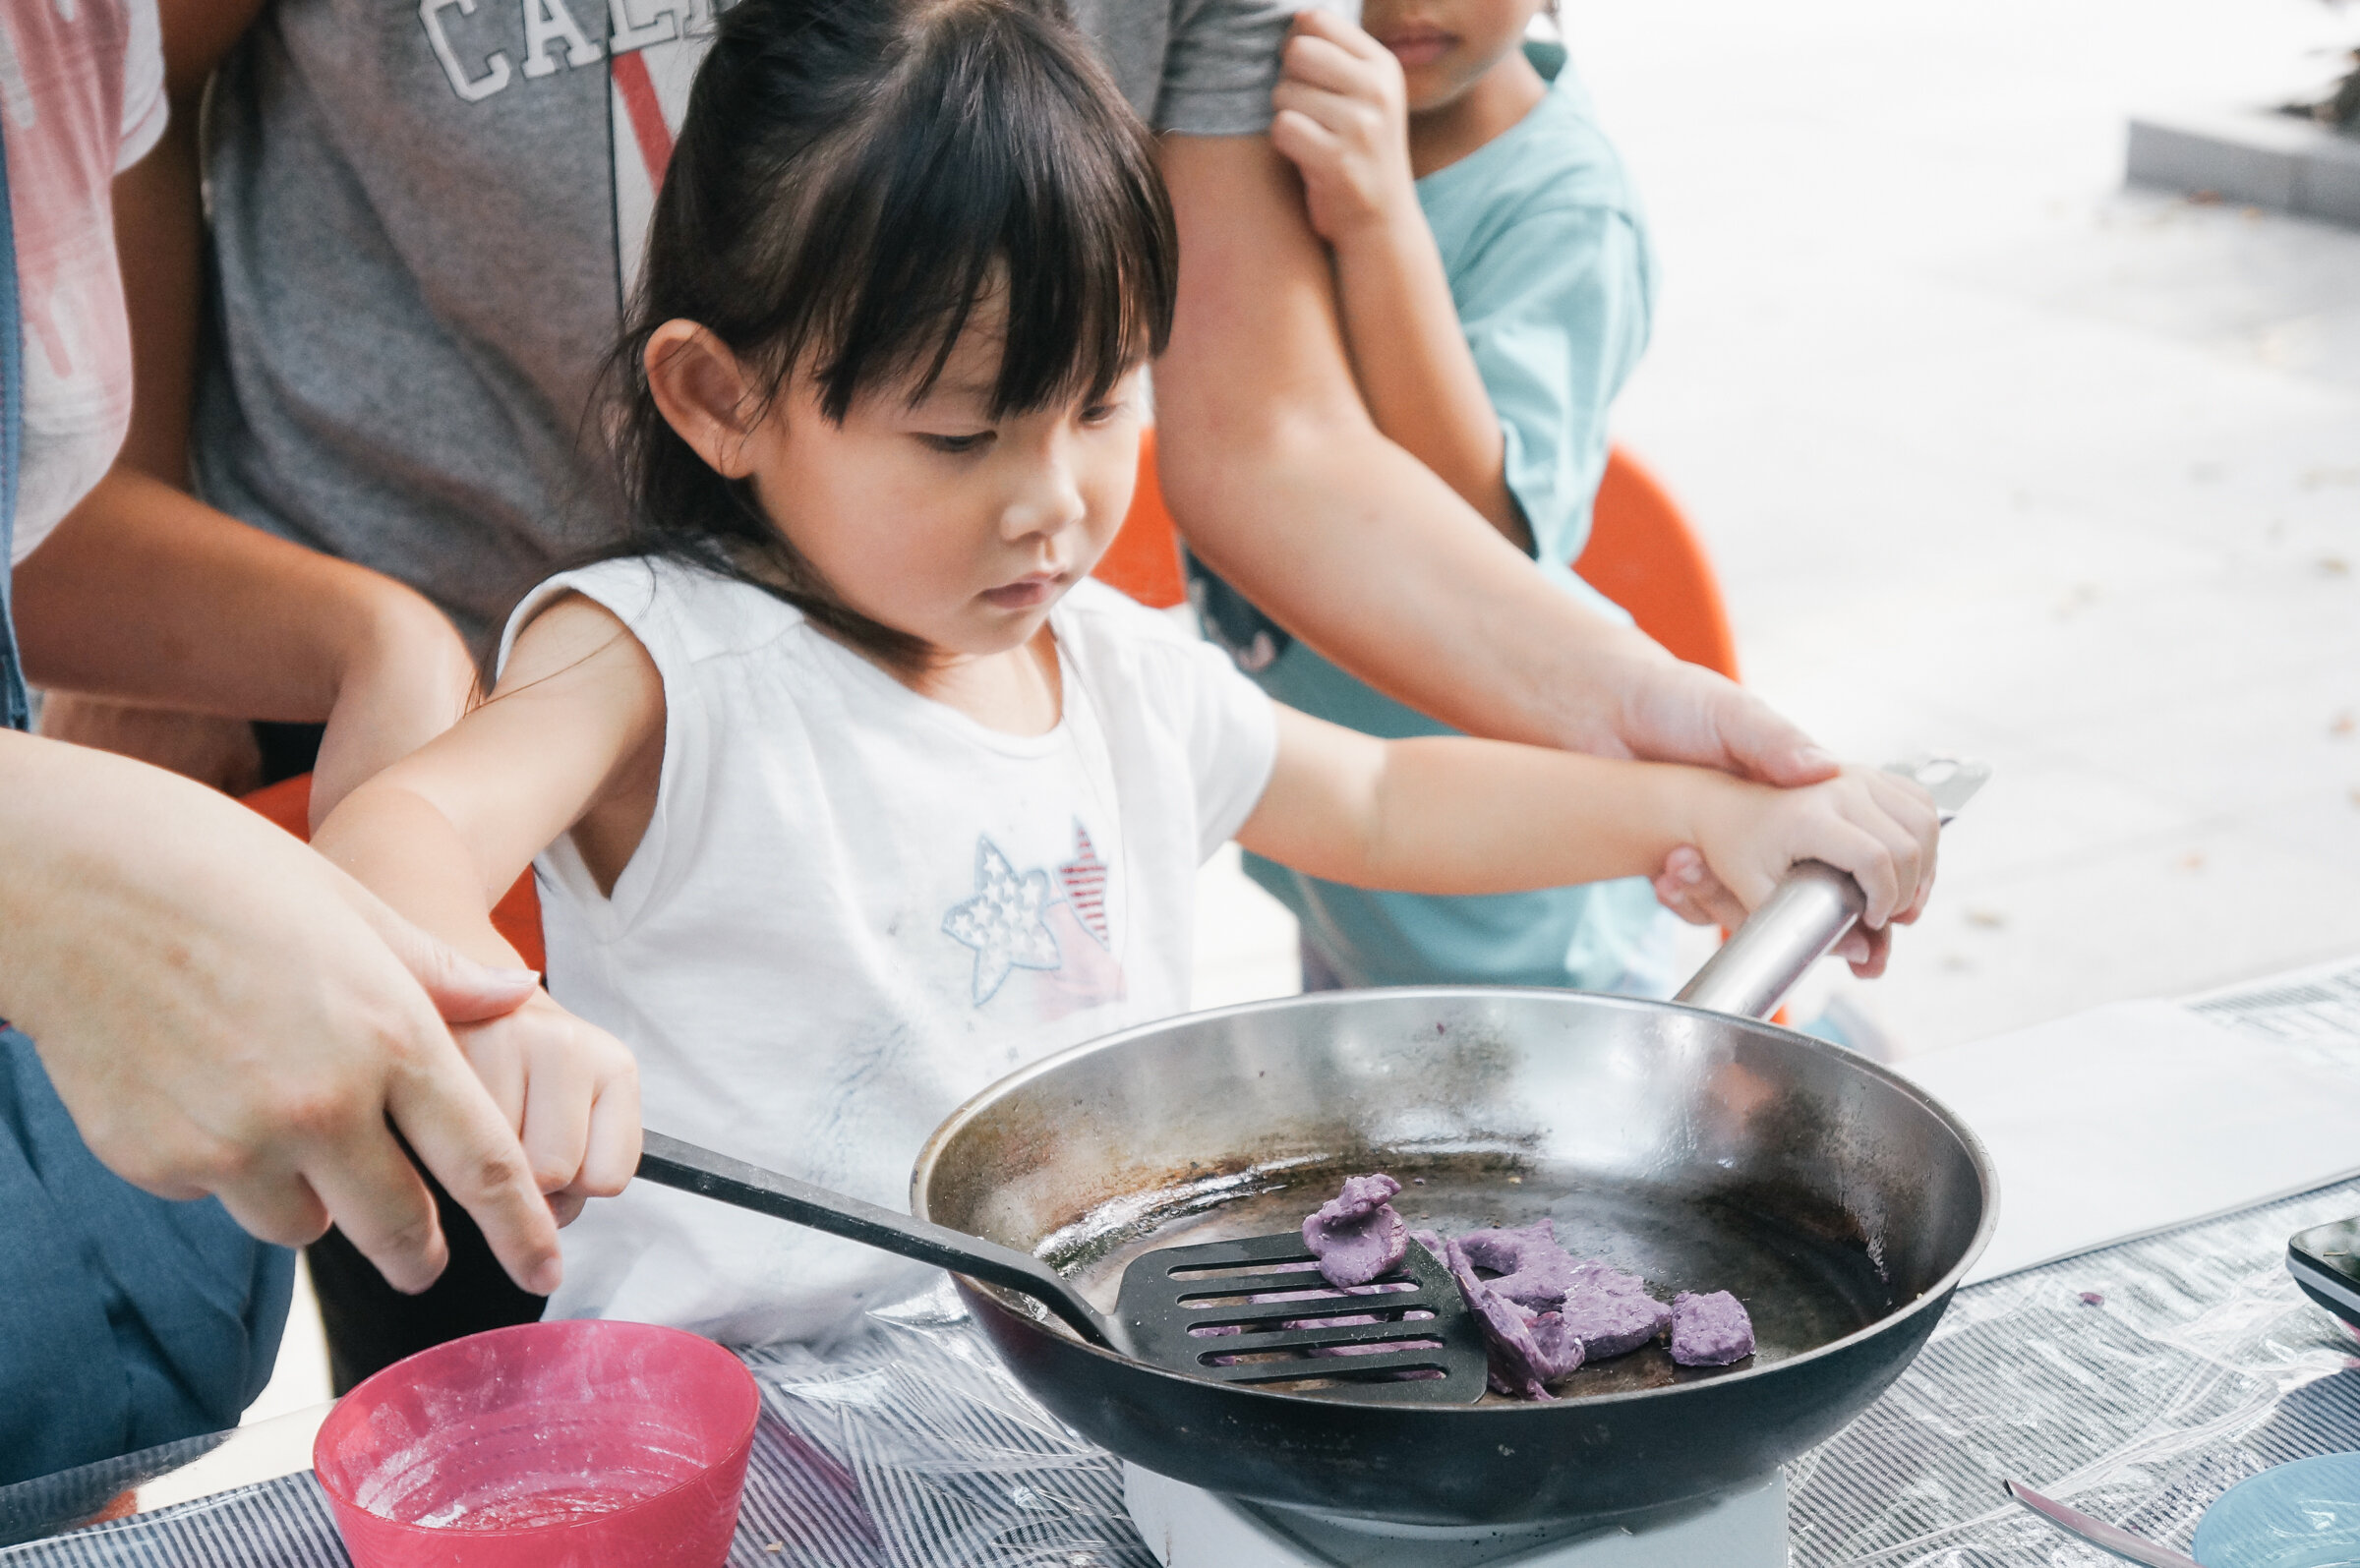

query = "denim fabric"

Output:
[[1, 97, 30, 729], [0, 1029, 294, 1486]]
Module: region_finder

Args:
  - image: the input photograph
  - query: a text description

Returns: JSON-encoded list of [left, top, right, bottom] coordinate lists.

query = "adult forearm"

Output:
[[1329, 215, 1523, 546], [14, 470, 475, 738], [1168, 400, 1669, 753]]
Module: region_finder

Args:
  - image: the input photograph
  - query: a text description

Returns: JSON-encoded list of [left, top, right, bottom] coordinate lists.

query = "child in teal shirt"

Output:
[[1192, 0, 1673, 991]]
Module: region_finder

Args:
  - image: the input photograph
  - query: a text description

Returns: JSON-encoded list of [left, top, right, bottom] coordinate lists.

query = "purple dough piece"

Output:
[[1489, 1248, 1593, 1311], [1411, 1229, 1448, 1262], [1303, 1174, 1408, 1288], [1555, 1265, 1672, 1358], [1669, 1290, 1755, 1366], [1442, 1238, 1583, 1400], [1455, 1219, 1556, 1276]]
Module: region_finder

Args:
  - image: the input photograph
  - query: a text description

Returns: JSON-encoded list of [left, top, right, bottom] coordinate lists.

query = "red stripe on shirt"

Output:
[[613, 50, 675, 193]]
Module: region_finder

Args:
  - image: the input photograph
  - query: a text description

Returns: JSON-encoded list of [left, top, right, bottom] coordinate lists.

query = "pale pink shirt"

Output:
[[0, 0, 165, 563]]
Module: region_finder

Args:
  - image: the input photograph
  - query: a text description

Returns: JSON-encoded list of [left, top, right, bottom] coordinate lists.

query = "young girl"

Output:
[[314, 0, 1939, 1350]]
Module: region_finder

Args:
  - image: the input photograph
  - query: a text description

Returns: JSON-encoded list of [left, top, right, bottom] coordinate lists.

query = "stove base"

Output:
[[1123, 1464, 1789, 1568]]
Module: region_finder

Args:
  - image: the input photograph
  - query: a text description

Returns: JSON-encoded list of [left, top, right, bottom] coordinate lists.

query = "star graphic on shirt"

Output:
[[942, 836, 1063, 1005]]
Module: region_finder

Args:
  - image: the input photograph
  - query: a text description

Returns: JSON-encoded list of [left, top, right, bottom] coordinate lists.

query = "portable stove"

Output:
[[1124, 1462, 1789, 1568]]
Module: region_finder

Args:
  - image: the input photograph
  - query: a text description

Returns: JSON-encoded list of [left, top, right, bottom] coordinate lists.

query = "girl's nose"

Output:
[[1001, 445, 1089, 544]]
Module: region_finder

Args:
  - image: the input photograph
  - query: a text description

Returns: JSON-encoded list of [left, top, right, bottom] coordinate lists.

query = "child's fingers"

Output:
[[1841, 797, 1925, 930], [1843, 923, 1893, 979], [572, 1066, 643, 1205], [1281, 31, 1387, 102], [1269, 104, 1346, 172], [1271, 77, 1376, 145], [455, 1018, 529, 1133], [1865, 771, 1942, 908], [1800, 817, 1903, 929], [519, 1040, 595, 1198]]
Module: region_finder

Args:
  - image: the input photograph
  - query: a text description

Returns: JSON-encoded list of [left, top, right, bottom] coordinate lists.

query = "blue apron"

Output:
[[0, 110, 293, 1489]]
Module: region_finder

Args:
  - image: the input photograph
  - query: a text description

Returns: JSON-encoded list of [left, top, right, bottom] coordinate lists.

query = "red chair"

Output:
[[1090, 427, 1189, 610], [241, 774, 546, 972], [1573, 447, 1739, 680]]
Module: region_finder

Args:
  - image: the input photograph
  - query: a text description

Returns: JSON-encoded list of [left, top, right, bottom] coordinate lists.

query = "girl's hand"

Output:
[[1692, 768, 1941, 965], [452, 993, 642, 1229], [1269, 10, 1419, 246]]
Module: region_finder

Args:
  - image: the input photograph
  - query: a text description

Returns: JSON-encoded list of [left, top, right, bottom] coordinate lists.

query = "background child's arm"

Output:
[[1237, 707, 1941, 935], [312, 594, 664, 1222], [1268, 10, 1527, 548]]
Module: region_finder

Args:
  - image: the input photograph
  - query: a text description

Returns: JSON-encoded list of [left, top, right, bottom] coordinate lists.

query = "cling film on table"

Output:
[[10, 1183, 2360, 1568]]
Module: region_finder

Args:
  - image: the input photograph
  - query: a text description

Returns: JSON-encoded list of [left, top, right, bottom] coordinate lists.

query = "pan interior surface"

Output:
[[1060, 1156, 1895, 1400], [916, 988, 1991, 1407]]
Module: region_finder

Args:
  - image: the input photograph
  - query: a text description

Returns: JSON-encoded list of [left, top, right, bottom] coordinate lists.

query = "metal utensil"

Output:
[[1677, 755, 1991, 1017], [1112, 1228, 1487, 1402], [635, 1132, 1122, 1350], [636, 1132, 1488, 1400], [2005, 1480, 2207, 1568]]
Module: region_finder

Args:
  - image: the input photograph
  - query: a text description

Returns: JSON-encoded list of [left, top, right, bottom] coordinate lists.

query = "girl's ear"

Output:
[[645, 321, 763, 478]]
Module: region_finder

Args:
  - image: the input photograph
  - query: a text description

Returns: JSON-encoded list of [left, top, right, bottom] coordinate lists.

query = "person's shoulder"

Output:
[[1423, 64, 1642, 231], [515, 555, 815, 667]]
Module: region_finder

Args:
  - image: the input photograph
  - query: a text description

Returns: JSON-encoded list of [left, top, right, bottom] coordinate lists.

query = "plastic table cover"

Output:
[[13, 960, 2360, 1566], [4, 1173, 2358, 1568]]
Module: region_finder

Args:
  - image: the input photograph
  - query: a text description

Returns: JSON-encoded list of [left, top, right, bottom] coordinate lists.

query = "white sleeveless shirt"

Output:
[[498, 559, 1277, 1347]]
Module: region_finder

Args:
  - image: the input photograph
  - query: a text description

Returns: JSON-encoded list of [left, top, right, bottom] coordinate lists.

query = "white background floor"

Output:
[[251, 0, 2360, 1423]]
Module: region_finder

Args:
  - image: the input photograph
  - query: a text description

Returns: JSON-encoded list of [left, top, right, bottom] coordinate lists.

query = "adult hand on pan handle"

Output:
[[1676, 758, 1989, 1020]]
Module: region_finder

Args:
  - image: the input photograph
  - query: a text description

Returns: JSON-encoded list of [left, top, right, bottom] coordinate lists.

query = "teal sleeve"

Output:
[[1447, 204, 1654, 573]]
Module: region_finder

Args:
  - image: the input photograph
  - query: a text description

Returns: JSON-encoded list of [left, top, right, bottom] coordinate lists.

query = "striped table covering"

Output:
[[10, 1177, 2360, 1568]]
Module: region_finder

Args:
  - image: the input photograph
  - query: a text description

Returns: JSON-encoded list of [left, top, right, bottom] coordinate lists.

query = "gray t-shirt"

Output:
[[195, 0, 1300, 645]]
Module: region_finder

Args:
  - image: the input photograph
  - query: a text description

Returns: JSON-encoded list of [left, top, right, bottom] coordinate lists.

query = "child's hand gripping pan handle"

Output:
[[1675, 756, 1989, 1020]]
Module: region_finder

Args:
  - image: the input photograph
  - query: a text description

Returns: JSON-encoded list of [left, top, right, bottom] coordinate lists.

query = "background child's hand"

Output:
[[453, 994, 641, 1228], [1694, 767, 1942, 971], [1269, 10, 1419, 245]]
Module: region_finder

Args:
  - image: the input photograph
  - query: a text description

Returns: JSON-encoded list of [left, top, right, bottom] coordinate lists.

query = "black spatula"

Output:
[[635, 1132, 1487, 1402]]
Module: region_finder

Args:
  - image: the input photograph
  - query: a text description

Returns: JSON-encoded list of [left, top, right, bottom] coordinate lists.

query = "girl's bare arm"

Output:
[[1237, 706, 1941, 934], [311, 594, 662, 1215]]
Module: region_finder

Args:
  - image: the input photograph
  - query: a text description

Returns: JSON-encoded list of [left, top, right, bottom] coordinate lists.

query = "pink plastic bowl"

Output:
[[313, 1319, 760, 1568]]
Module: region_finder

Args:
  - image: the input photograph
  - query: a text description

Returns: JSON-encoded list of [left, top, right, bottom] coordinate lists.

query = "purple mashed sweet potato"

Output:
[[1302, 1174, 1409, 1288], [1555, 1261, 1673, 1358], [1669, 1290, 1755, 1366], [1440, 1237, 1582, 1399]]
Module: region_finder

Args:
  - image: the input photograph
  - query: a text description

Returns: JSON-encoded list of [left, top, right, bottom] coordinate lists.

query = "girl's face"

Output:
[[673, 311, 1148, 664]]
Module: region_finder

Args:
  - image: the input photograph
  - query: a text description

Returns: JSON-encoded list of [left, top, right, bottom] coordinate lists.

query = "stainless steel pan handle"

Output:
[[1673, 757, 1989, 1021], [1674, 859, 1864, 1019]]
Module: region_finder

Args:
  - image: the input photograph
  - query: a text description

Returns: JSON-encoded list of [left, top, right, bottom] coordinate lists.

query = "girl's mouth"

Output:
[[981, 571, 1065, 610], [1379, 27, 1454, 68]]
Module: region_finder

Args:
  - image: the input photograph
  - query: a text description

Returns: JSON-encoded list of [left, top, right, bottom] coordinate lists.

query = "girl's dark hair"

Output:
[[607, 0, 1179, 669]]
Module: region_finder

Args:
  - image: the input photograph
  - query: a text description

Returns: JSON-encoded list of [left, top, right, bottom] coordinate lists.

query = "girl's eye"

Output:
[[1079, 402, 1122, 427], [922, 431, 994, 454]]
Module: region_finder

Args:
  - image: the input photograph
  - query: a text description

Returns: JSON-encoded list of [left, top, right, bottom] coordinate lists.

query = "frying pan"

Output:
[[905, 832, 1996, 1526]]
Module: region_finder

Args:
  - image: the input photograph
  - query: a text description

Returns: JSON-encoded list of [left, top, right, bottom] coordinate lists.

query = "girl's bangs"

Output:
[[796, 5, 1175, 419]]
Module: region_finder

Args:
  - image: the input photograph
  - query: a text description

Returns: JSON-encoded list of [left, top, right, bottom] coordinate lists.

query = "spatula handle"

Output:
[[635, 1131, 1121, 1352]]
